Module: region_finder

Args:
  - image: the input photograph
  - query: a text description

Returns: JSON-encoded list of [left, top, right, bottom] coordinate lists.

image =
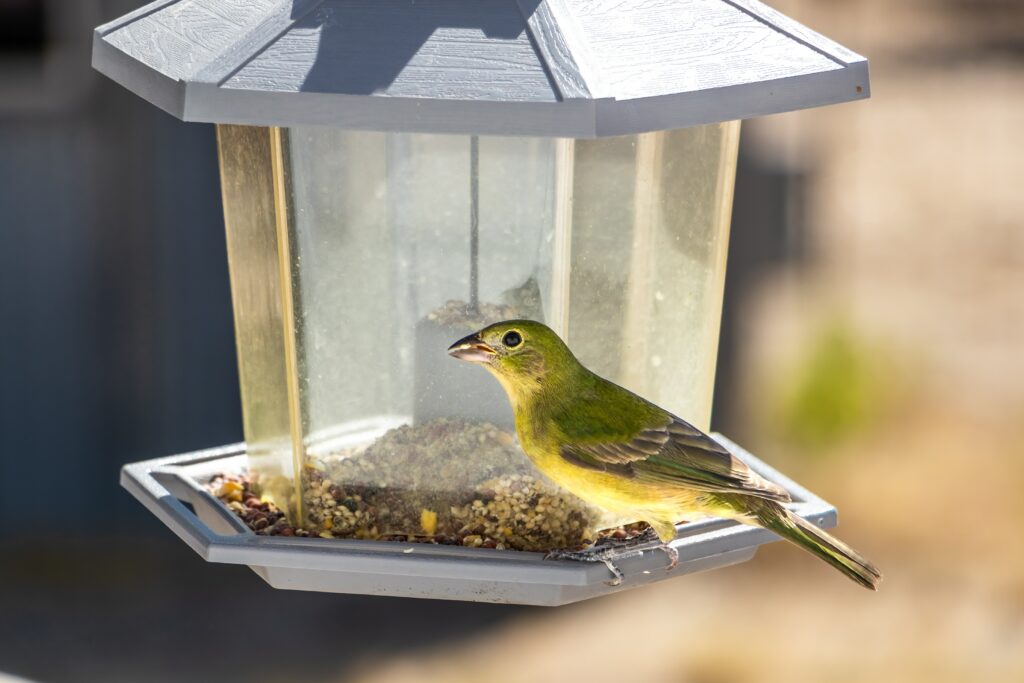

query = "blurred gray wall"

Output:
[[0, 0, 241, 534]]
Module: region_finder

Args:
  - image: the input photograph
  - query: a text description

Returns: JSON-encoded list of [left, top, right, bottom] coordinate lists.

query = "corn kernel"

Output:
[[420, 508, 438, 535], [219, 480, 244, 497]]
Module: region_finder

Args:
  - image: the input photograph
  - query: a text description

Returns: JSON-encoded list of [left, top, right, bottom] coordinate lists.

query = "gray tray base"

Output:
[[120, 435, 836, 606]]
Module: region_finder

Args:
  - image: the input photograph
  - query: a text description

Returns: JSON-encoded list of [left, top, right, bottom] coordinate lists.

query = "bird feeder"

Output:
[[96, 0, 868, 605]]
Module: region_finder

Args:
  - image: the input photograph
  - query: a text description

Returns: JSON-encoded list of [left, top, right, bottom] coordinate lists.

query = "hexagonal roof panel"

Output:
[[93, 0, 869, 137]]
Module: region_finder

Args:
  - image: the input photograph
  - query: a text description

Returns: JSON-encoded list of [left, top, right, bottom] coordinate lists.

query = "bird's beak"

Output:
[[447, 332, 497, 364]]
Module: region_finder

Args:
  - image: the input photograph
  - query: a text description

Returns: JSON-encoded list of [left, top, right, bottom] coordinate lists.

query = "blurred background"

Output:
[[1, 0, 1022, 681]]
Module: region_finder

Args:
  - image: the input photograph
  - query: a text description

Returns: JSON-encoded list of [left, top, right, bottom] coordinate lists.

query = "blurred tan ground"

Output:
[[344, 2, 1024, 681]]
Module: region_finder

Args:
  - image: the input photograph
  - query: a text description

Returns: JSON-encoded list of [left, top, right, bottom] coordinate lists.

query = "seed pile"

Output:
[[209, 474, 305, 536], [302, 419, 608, 551], [209, 420, 657, 552]]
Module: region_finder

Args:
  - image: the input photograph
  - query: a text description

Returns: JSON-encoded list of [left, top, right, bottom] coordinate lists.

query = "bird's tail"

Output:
[[753, 500, 882, 590]]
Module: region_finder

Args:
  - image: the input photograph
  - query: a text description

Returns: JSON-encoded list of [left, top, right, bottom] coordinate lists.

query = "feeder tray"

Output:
[[122, 434, 837, 606]]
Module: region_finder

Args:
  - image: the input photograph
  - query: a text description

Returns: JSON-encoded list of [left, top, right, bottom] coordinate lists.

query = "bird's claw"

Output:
[[544, 526, 680, 585], [604, 561, 625, 586], [614, 528, 679, 573], [598, 527, 680, 572], [661, 543, 679, 571], [544, 546, 634, 585]]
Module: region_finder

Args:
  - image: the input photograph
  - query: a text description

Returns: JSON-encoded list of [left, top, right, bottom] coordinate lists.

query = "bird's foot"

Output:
[[660, 543, 679, 571], [544, 526, 679, 586], [595, 526, 679, 572], [544, 545, 638, 586]]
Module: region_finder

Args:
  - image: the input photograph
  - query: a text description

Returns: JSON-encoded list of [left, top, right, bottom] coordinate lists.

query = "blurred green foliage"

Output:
[[776, 322, 889, 450]]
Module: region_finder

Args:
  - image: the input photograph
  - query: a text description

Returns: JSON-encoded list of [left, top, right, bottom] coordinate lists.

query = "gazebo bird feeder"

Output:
[[95, 0, 868, 605]]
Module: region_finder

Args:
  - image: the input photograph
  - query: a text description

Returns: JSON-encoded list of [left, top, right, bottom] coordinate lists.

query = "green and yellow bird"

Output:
[[448, 319, 881, 590]]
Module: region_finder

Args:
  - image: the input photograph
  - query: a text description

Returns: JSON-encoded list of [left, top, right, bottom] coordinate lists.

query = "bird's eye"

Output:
[[502, 331, 523, 348]]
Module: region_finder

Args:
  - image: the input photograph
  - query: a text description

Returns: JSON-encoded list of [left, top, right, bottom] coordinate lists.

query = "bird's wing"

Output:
[[560, 415, 791, 502]]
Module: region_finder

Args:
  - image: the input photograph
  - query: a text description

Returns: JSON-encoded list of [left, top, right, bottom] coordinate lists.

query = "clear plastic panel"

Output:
[[217, 122, 740, 550], [217, 125, 298, 515]]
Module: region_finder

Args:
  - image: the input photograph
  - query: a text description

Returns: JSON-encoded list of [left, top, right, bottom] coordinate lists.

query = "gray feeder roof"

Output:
[[92, 0, 869, 137]]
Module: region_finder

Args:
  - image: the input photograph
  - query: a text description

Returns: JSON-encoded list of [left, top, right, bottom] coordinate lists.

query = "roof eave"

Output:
[[92, 28, 186, 120], [594, 59, 870, 138], [182, 84, 600, 137]]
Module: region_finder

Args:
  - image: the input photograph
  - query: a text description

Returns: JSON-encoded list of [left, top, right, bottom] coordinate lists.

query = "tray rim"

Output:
[[120, 434, 837, 595]]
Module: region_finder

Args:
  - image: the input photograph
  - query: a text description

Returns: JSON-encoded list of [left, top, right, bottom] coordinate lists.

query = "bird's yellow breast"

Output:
[[516, 418, 704, 520]]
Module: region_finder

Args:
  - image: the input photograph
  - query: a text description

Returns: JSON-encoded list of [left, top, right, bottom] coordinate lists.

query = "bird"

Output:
[[448, 319, 881, 590]]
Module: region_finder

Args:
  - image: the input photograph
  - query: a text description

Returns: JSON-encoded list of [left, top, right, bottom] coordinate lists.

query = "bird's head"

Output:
[[447, 319, 575, 395]]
